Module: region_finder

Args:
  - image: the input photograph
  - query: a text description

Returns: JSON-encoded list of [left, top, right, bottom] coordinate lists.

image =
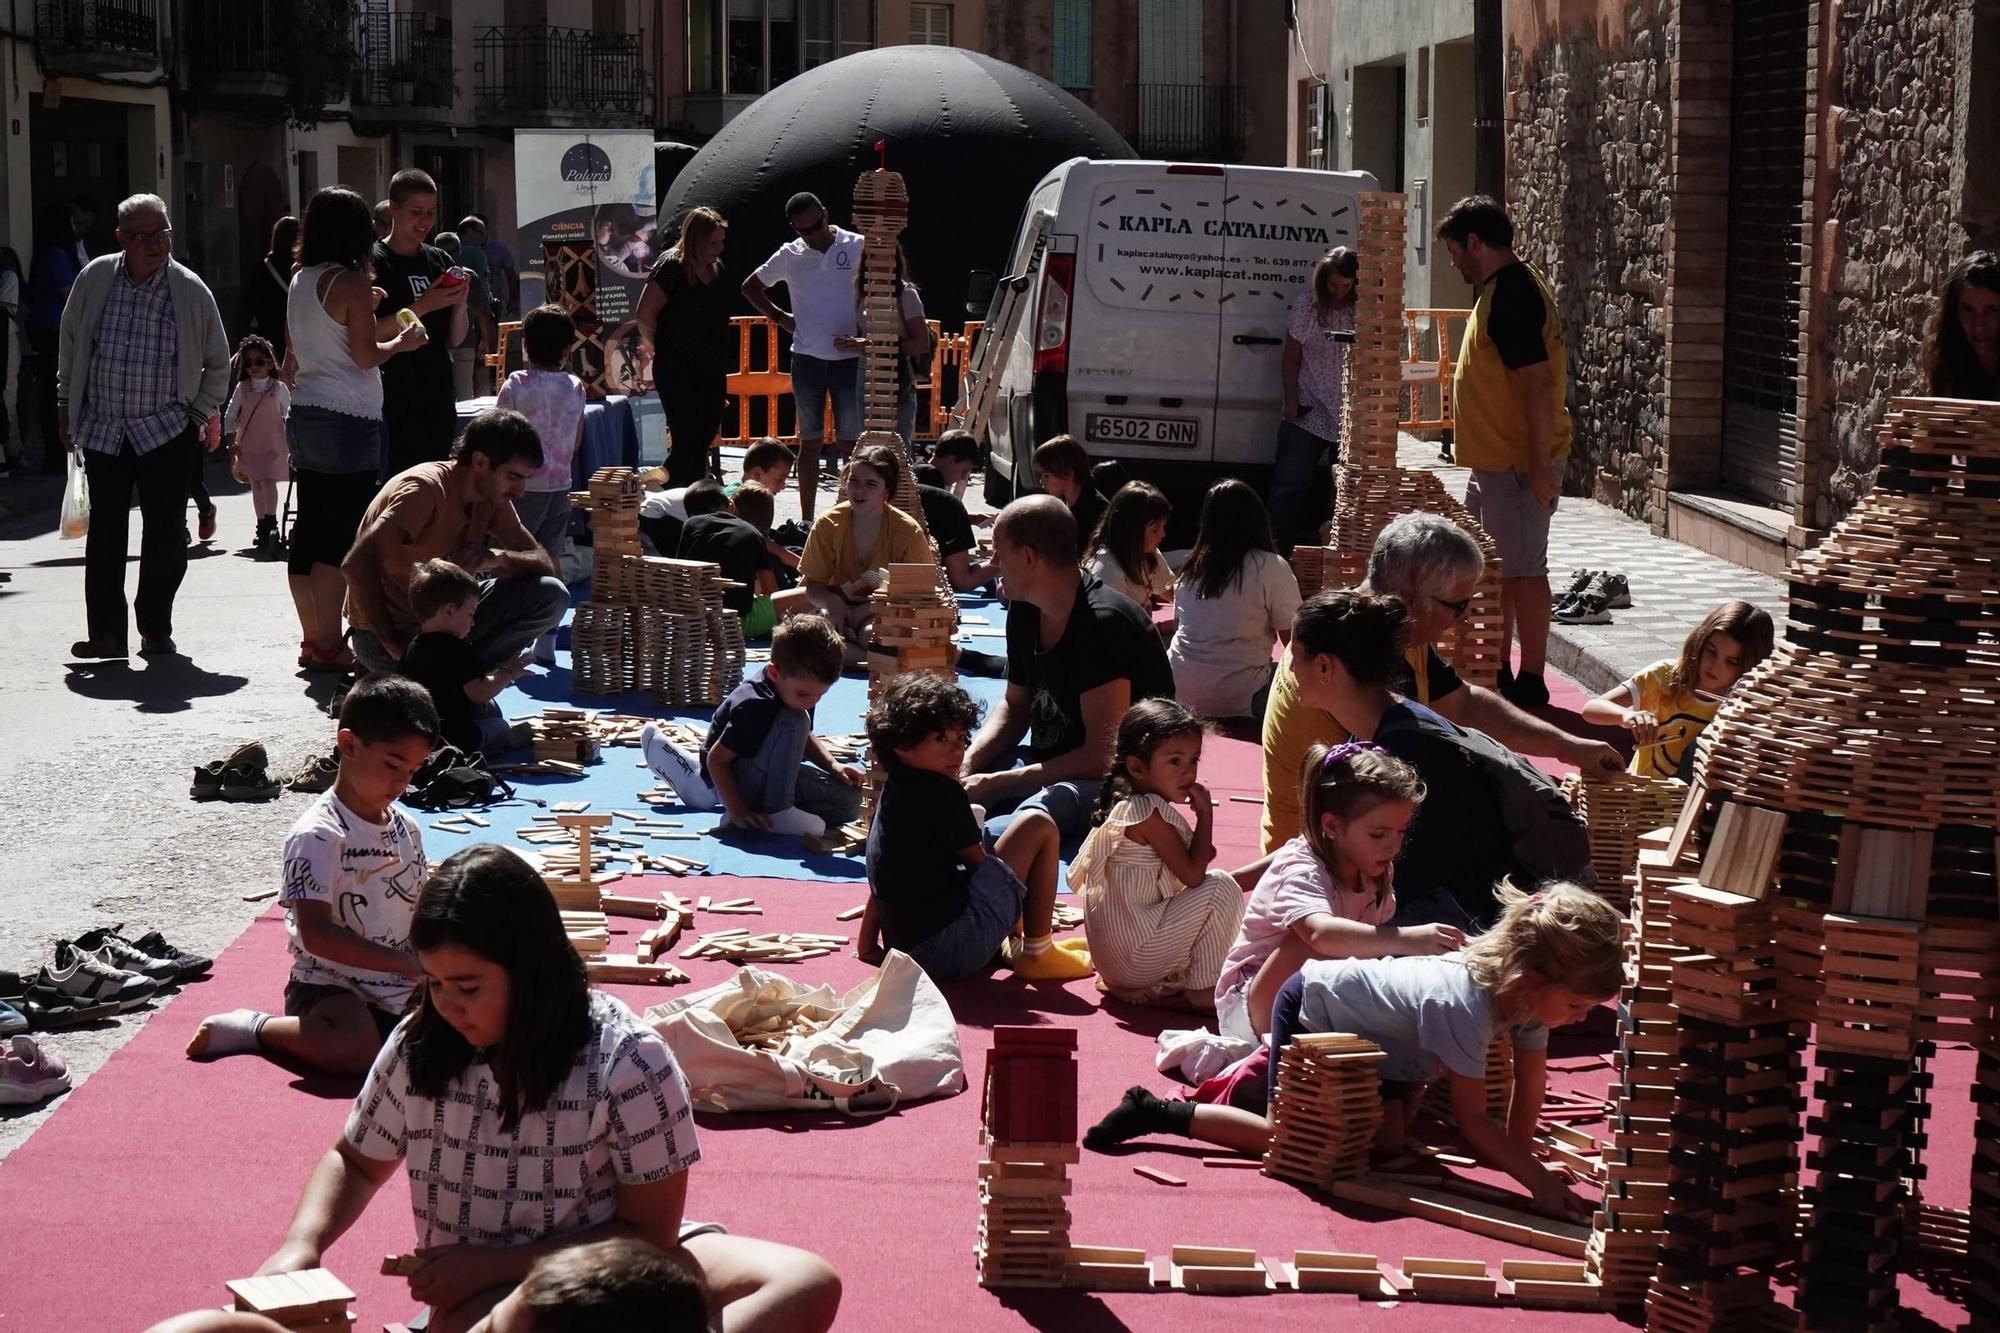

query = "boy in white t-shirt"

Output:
[[187, 675, 439, 1073]]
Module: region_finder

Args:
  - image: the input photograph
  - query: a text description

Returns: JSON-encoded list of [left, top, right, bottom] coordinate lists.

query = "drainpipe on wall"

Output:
[[1472, 0, 1503, 198]]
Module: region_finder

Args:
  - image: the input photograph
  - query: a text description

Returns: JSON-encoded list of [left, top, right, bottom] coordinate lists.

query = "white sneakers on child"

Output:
[[641, 724, 720, 810]]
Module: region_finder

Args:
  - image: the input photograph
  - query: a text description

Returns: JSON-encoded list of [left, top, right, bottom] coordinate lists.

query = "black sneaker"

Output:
[[220, 766, 284, 802], [130, 930, 213, 981], [20, 985, 120, 1030], [1600, 571, 1632, 608], [41, 943, 159, 1011], [74, 925, 181, 983], [191, 760, 228, 800], [1554, 568, 1595, 607], [1555, 580, 1614, 625]]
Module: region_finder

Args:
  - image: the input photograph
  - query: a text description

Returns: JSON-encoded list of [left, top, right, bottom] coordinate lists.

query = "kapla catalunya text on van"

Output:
[[1115, 216, 1334, 243]]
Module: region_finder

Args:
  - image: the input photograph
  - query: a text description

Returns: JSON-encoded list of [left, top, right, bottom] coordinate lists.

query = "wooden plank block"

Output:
[[380, 1254, 425, 1276], [1168, 1245, 1259, 1268], [1132, 1165, 1186, 1187], [1695, 801, 1787, 898], [1329, 1176, 1590, 1258]]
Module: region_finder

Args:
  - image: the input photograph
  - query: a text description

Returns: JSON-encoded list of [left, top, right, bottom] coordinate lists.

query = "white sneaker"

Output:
[[641, 724, 719, 809]]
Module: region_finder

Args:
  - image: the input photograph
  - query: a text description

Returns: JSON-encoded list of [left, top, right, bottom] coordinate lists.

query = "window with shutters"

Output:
[[1054, 0, 1092, 89], [911, 3, 951, 45]]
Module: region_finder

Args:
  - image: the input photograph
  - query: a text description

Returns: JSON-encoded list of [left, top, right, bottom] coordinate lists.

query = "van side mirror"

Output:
[[965, 270, 997, 317]]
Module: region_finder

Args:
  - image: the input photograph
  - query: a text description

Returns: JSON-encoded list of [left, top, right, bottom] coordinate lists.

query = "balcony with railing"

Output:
[[1130, 83, 1245, 163], [475, 26, 651, 126], [350, 10, 455, 124], [37, 0, 158, 74], [182, 0, 285, 103]]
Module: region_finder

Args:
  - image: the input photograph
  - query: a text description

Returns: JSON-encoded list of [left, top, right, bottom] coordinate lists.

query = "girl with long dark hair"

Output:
[[1168, 479, 1301, 720]]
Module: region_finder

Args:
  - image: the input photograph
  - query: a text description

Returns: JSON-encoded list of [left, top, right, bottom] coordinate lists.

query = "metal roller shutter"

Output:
[[1720, 0, 1809, 509]]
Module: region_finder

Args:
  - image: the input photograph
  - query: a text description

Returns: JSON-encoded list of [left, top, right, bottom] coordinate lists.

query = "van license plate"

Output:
[[1084, 414, 1199, 448]]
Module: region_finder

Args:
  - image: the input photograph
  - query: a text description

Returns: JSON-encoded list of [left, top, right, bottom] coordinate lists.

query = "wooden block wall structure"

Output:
[[1603, 399, 2000, 1330], [570, 467, 745, 704], [1341, 194, 1409, 471], [223, 1268, 356, 1329], [1643, 886, 1800, 1333], [978, 1026, 1079, 1287], [1262, 1032, 1387, 1187], [1561, 773, 1691, 912], [1291, 544, 1334, 601]]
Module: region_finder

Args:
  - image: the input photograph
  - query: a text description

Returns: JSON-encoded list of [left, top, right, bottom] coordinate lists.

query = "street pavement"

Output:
[[1398, 436, 1786, 693]]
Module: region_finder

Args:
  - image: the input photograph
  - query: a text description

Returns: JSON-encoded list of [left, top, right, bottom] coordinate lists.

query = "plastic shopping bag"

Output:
[[59, 451, 89, 540]]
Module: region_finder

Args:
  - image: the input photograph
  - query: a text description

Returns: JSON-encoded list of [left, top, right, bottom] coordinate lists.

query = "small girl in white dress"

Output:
[[1071, 699, 1246, 1010]]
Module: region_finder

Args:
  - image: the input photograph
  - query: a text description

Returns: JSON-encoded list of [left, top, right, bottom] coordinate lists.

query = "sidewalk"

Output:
[[1396, 436, 1786, 694]]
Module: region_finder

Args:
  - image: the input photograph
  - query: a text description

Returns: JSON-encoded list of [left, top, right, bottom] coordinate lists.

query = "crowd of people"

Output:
[[20, 179, 1937, 1332]]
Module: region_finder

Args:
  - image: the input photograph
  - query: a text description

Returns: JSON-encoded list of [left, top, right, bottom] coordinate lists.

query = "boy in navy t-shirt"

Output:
[[642, 613, 863, 838], [860, 673, 1091, 982]]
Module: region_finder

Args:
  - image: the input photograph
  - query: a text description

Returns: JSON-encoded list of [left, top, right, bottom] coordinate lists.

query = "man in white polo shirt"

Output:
[[743, 191, 866, 521]]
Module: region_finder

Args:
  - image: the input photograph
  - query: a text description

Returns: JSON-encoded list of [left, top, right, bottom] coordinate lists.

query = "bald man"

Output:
[[960, 495, 1174, 844]]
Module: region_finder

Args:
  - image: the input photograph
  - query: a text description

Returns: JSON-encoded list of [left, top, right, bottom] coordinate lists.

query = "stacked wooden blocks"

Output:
[[1798, 915, 1929, 1330], [1562, 773, 1690, 912], [222, 1269, 356, 1331], [1600, 397, 2000, 1328], [978, 1026, 1078, 1288], [1321, 193, 1506, 689], [1971, 1029, 2000, 1327], [1589, 835, 1690, 1305], [850, 169, 909, 435], [1291, 544, 1334, 600], [528, 708, 601, 765], [1262, 1031, 1387, 1187], [1644, 886, 1800, 1333]]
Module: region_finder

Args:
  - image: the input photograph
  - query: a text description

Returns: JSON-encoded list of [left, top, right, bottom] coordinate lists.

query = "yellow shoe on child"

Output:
[[1013, 935, 1094, 980]]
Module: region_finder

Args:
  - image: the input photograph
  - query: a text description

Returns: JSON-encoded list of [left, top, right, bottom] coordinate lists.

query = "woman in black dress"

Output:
[[638, 206, 733, 488]]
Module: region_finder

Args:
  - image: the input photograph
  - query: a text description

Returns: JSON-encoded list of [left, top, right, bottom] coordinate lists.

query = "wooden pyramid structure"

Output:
[[1590, 396, 2000, 1332], [1294, 193, 1506, 687]]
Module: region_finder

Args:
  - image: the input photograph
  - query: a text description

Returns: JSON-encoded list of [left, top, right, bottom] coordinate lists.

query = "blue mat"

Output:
[[417, 599, 1011, 882]]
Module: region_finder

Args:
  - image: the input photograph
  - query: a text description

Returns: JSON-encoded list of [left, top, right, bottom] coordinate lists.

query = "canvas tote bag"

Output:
[[646, 949, 965, 1115]]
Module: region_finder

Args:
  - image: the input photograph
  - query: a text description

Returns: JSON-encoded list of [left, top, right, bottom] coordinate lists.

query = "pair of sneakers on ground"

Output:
[[2, 926, 212, 1032], [191, 740, 285, 802], [1553, 567, 1632, 625]]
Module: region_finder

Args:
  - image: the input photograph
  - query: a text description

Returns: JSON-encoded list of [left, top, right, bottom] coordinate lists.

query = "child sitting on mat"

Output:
[[401, 559, 534, 757], [255, 845, 842, 1333], [1216, 740, 1463, 1043], [1086, 881, 1623, 1221], [1580, 599, 1774, 781], [1070, 700, 1245, 1010], [679, 480, 781, 640], [859, 673, 1093, 982], [187, 675, 438, 1072], [641, 613, 864, 839]]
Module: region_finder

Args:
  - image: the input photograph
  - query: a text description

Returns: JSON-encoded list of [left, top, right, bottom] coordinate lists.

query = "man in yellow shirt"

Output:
[[1260, 514, 1620, 851], [1437, 196, 1573, 709]]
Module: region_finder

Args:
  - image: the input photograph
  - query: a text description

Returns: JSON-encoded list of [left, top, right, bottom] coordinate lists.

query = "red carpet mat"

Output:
[[0, 705, 1971, 1330]]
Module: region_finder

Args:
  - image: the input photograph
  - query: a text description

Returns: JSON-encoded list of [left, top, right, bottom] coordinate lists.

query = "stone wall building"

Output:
[[1506, 0, 1999, 571]]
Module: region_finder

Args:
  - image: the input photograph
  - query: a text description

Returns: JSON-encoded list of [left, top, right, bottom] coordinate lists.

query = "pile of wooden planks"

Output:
[[1262, 1031, 1387, 1188]]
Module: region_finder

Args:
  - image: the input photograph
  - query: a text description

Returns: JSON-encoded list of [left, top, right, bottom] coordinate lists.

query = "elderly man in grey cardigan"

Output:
[[59, 193, 231, 658]]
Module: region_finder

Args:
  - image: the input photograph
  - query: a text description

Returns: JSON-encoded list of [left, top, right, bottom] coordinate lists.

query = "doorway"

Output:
[[30, 98, 132, 259]]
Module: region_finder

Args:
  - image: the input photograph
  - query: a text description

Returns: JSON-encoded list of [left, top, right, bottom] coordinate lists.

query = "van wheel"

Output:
[[983, 460, 1015, 508]]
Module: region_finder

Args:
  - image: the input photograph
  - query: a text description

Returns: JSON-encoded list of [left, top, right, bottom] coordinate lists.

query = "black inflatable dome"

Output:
[[661, 45, 1133, 329]]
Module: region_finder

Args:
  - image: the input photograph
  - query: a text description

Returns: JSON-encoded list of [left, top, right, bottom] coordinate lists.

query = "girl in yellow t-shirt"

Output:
[[1581, 600, 1775, 780]]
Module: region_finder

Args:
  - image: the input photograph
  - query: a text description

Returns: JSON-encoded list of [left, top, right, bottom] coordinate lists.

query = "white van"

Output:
[[969, 158, 1379, 511]]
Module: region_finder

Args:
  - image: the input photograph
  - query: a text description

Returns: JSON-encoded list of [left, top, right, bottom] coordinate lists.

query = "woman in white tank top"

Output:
[[286, 187, 429, 673]]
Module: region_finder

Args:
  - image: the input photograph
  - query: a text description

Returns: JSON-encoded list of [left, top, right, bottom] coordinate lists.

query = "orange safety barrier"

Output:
[[491, 316, 984, 446], [1400, 307, 1469, 433], [492, 310, 1454, 438]]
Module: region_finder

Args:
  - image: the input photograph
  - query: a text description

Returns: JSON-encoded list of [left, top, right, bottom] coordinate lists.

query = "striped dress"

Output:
[[1070, 794, 1246, 995]]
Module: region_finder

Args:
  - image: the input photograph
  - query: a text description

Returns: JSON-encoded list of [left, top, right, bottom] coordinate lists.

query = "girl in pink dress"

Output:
[[224, 334, 292, 558]]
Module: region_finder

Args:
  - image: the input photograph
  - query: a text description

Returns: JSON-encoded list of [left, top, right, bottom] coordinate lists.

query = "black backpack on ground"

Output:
[[404, 745, 514, 811], [1375, 709, 1594, 890]]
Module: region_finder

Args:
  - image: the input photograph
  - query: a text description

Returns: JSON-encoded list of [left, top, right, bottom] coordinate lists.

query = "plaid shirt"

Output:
[[76, 258, 185, 457]]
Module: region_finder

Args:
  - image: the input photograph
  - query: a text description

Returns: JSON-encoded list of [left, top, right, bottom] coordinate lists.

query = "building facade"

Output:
[[1287, 0, 1993, 572], [1283, 0, 1478, 316]]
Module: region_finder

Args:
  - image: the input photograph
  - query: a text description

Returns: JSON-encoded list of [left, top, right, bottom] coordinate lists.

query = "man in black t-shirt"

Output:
[[678, 507, 774, 616], [372, 168, 467, 477], [961, 495, 1173, 844]]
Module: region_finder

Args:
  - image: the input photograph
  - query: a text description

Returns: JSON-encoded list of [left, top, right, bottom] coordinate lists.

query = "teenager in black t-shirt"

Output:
[[372, 170, 467, 477]]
